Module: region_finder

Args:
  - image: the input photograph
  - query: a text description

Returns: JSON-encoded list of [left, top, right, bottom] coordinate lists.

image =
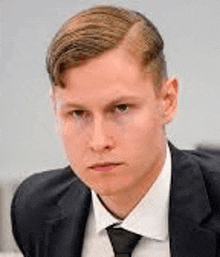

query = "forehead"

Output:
[[55, 47, 156, 105]]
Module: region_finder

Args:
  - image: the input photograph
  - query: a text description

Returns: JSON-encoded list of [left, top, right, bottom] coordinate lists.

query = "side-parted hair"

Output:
[[46, 5, 167, 89]]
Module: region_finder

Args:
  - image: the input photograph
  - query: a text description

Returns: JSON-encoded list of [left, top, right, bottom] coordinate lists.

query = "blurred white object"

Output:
[[0, 254, 22, 257], [0, 180, 21, 252]]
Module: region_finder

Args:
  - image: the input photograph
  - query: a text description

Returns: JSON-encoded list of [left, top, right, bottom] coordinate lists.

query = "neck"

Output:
[[99, 146, 166, 220]]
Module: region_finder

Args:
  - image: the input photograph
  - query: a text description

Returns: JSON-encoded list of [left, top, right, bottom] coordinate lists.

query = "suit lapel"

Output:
[[46, 174, 91, 257], [169, 143, 217, 257]]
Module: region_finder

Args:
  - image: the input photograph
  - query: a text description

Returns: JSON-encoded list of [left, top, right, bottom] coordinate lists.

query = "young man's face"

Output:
[[53, 47, 177, 199]]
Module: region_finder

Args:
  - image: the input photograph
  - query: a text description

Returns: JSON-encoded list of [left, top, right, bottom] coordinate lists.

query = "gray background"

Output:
[[1, 0, 220, 181]]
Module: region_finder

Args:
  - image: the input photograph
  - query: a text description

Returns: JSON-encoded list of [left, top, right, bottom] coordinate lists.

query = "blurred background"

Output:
[[1, 0, 220, 254]]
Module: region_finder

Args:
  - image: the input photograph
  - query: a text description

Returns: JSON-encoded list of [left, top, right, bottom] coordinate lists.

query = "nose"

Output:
[[89, 118, 115, 153]]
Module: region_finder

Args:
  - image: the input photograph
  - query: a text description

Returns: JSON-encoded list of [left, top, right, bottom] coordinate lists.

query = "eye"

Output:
[[72, 110, 85, 118], [115, 103, 129, 113]]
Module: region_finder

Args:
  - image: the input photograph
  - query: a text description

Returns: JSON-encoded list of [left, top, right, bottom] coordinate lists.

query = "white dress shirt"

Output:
[[82, 144, 171, 257]]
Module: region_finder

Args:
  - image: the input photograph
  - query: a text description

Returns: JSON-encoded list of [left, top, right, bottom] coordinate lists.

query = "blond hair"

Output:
[[46, 5, 167, 88]]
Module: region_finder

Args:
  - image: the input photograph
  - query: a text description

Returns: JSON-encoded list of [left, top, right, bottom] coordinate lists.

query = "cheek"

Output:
[[57, 119, 80, 140], [126, 113, 160, 140], [121, 114, 164, 156], [57, 121, 83, 155]]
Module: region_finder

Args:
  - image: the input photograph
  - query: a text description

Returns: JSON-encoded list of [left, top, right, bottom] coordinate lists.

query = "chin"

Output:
[[91, 180, 130, 198], [90, 185, 117, 196], [82, 168, 134, 196]]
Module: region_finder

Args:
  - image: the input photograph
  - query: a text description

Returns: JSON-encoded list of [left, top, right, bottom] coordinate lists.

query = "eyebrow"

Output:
[[60, 95, 143, 110]]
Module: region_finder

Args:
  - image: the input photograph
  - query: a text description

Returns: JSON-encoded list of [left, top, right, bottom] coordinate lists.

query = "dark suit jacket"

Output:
[[11, 143, 220, 256]]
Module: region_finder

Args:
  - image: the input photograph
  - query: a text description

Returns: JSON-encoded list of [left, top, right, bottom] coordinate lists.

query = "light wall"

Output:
[[1, 0, 220, 180]]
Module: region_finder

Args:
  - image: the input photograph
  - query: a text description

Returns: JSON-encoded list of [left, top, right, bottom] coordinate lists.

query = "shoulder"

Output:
[[185, 149, 220, 203], [170, 143, 220, 213], [182, 148, 220, 178], [11, 166, 86, 253], [11, 166, 85, 221], [183, 149, 220, 232], [12, 166, 76, 216], [11, 166, 91, 254], [169, 142, 220, 177]]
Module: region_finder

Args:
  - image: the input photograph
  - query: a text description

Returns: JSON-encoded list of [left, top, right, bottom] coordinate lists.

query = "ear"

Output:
[[160, 77, 178, 124]]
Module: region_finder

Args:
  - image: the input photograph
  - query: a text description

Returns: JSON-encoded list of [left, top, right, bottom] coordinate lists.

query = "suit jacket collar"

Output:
[[45, 177, 91, 257], [47, 142, 218, 257], [168, 142, 217, 257], [168, 142, 211, 223]]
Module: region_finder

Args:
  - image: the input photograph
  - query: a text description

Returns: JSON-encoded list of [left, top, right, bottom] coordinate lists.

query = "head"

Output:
[[47, 5, 178, 205], [46, 5, 167, 91]]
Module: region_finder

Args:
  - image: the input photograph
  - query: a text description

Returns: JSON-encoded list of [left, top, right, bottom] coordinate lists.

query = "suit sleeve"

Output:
[[11, 167, 74, 256], [11, 175, 37, 256], [11, 172, 55, 256], [11, 184, 31, 256]]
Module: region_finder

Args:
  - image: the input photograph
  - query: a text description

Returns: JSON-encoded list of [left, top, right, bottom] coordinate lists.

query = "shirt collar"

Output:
[[91, 143, 171, 241]]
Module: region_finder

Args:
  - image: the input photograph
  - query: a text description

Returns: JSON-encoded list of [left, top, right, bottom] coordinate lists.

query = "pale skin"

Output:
[[51, 46, 178, 219]]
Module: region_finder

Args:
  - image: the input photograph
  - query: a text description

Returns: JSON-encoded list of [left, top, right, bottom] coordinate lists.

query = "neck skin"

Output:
[[98, 145, 166, 220]]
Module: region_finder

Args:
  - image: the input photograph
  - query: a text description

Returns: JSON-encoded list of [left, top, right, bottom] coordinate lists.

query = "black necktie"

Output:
[[106, 225, 142, 257]]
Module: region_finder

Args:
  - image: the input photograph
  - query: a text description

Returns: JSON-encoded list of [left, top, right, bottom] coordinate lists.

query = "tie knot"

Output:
[[106, 226, 141, 256]]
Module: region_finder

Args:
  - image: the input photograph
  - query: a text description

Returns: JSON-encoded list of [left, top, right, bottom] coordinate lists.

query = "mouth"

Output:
[[89, 162, 122, 171]]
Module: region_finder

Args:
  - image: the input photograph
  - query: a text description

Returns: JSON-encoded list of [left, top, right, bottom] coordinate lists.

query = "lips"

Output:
[[89, 162, 121, 171]]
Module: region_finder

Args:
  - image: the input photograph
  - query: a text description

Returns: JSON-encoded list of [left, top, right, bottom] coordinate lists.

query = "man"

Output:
[[11, 5, 220, 257]]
